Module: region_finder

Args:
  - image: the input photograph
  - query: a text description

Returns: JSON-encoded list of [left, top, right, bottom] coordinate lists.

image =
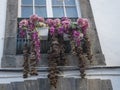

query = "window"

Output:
[[52, 0, 78, 17], [18, 0, 81, 18], [35, 0, 47, 17]]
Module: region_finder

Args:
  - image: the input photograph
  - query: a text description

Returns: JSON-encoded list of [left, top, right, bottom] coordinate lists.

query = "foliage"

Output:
[[19, 14, 90, 64]]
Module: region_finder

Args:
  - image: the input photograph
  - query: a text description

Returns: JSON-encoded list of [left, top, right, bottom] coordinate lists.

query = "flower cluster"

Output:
[[19, 14, 89, 61], [19, 14, 47, 61], [77, 18, 89, 34], [46, 17, 89, 46], [19, 14, 46, 37]]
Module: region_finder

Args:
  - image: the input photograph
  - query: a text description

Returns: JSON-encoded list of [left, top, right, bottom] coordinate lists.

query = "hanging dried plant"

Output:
[[47, 37, 61, 88], [84, 34, 93, 63]]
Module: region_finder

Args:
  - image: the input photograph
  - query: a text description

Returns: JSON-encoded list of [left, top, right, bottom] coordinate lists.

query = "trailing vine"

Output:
[[47, 37, 61, 88], [84, 34, 93, 63], [47, 34, 67, 88], [23, 44, 29, 78]]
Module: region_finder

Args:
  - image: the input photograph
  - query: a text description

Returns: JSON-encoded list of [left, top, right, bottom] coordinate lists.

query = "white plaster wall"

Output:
[[0, 0, 7, 67], [90, 0, 120, 66]]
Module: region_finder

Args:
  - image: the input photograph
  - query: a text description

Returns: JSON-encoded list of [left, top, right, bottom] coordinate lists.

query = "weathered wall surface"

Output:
[[0, 78, 113, 90], [1, 0, 18, 67]]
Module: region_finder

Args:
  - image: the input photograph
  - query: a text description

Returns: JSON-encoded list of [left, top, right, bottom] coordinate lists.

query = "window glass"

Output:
[[35, 7, 47, 17], [21, 0, 79, 17], [35, 0, 46, 5], [66, 7, 78, 17], [53, 7, 64, 17], [65, 0, 75, 5], [22, 7, 33, 17], [52, 0, 63, 5], [22, 0, 33, 5]]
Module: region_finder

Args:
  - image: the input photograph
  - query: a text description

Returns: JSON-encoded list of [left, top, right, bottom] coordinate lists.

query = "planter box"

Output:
[[37, 27, 49, 40]]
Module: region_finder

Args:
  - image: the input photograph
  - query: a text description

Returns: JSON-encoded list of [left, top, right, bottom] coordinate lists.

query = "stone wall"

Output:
[[0, 78, 113, 90], [1, 0, 18, 67]]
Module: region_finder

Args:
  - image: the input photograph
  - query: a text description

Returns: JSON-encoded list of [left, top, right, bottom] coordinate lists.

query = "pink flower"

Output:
[[50, 26, 55, 35], [28, 20, 35, 31], [35, 46, 41, 62], [46, 19, 54, 27], [73, 30, 80, 38], [53, 19, 61, 27], [38, 17, 44, 22], [30, 14, 39, 23], [77, 18, 89, 34], [33, 35, 41, 62], [73, 30, 82, 46], [19, 19, 28, 29], [58, 27, 64, 35], [77, 18, 88, 28], [61, 17, 71, 22], [76, 39, 81, 46], [19, 30, 26, 38], [35, 39, 40, 47], [32, 31, 38, 40], [62, 20, 71, 30]]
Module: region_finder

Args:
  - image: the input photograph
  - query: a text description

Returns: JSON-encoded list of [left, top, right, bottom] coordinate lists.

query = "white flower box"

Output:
[[37, 27, 49, 40]]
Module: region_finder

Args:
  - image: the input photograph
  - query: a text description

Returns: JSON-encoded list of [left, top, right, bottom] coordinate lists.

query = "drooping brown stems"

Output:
[[84, 34, 93, 63], [48, 37, 61, 88], [23, 37, 38, 78], [76, 47, 86, 78], [48, 35, 67, 88], [69, 34, 92, 78], [23, 44, 29, 78], [29, 41, 38, 76]]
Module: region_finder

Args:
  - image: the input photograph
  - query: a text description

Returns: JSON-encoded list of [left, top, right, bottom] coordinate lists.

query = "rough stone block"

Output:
[[76, 78, 87, 90], [7, 4, 18, 20], [0, 84, 12, 90], [67, 55, 79, 66], [87, 79, 101, 90], [56, 76, 63, 90], [38, 54, 48, 67], [101, 80, 113, 90], [24, 80, 39, 90], [37, 78, 50, 90], [7, 0, 18, 6], [61, 77, 76, 90], [1, 55, 16, 67], [5, 20, 17, 37], [15, 55, 24, 67], [4, 37, 16, 55], [93, 54, 106, 65], [11, 82, 26, 90]]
